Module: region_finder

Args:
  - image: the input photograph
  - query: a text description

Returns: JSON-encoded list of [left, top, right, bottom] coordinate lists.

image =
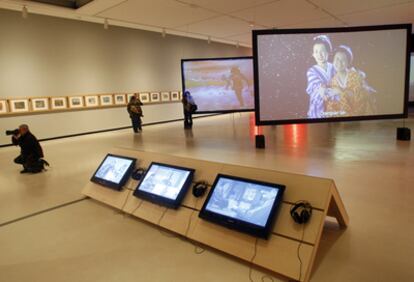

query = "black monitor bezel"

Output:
[[252, 24, 412, 125], [199, 173, 285, 239], [90, 153, 136, 191], [181, 56, 255, 114], [133, 162, 195, 209]]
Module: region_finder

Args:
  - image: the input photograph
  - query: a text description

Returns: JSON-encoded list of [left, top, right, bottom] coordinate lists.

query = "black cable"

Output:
[[119, 190, 131, 216], [157, 207, 177, 238], [248, 238, 259, 282], [130, 200, 144, 215], [260, 275, 274, 282], [297, 224, 306, 282]]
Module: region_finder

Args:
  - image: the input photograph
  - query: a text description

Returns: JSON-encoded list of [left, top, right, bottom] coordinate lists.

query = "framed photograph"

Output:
[[179, 91, 183, 99], [139, 92, 150, 103], [171, 91, 180, 101], [68, 96, 84, 108], [100, 94, 113, 106], [114, 94, 127, 105], [150, 92, 160, 103], [31, 97, 49, 111], [9, 99, 29, 113], [161, 92, 170, 102], [126, 93, 136, 103], [85, 95, 99, 107], [0, 100, 8, 114], [51, 97, 67, 110]]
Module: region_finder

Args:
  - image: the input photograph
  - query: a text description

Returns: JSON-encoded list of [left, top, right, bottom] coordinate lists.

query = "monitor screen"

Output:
[[199, 174, 285, 239], [133, 162, 195, 209], [253, 24, 411, 125], [181, 57, 254, 113], [410, 53, 414, 102], [91, 154, 136, 190]]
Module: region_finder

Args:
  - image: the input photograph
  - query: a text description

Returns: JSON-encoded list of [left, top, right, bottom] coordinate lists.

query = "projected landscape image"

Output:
[[182, 58, 254, 112]]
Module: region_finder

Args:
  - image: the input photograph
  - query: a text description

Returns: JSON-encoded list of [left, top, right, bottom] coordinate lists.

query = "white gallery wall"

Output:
[[0, 9, 251, 145]]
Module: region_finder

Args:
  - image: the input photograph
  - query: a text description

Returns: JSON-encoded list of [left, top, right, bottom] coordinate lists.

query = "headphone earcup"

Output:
[[300, 209, 310, 224], [192, 182, 208, 198]]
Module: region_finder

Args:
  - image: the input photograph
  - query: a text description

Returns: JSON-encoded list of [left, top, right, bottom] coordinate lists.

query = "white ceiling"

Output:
[[1, 0, 413, 47]]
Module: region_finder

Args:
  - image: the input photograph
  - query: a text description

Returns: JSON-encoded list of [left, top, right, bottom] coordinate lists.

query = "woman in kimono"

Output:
[[327, 45, 376, 116], [306, 35, 336, 118]]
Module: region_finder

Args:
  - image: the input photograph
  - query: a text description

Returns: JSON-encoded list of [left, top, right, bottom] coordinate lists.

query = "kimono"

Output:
[[327, 68, 376, 116], [306, 63, 335, 118]]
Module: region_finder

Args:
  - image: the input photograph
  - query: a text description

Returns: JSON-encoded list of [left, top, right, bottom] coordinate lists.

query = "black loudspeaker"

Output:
[[290, 201, 313, 225], [396, 127, 411, 141], [255, 135, 265, 149], [192, 181, 208, 198]]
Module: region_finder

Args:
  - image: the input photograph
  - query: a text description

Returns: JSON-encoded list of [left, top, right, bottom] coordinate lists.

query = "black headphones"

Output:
[[132, 168, 146, 180], [290, 201, 313, 224], [192, 181, 208, 198]]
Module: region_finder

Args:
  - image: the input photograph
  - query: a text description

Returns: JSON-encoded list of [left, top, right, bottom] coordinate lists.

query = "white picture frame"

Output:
[[0, 100, 8, 114], [100, 94, 113, 106], [51, 97, 67, 110], [161, 92, 170, 102], [114, 94, 127, 105], [170, 91, 180, 101], [150, 92, 160, 103], [31, 97, 49, 111], [139, 92, 150, 103], [85, 95, 99, 107], [68, 96, 84, 108], [9, 99, 29, 113]]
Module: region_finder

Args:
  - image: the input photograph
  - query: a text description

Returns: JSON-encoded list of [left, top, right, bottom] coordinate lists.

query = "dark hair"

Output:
[[130, 96, 136, 102], [334, 45, 353, 65], [313, 35, 332, 53]]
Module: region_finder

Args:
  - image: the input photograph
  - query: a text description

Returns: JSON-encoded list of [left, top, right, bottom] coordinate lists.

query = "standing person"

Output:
[[12, 124, 48, 173], [182, 91, 197, 129], [306, 35, 336, 118], [127, 95, 143, 133]]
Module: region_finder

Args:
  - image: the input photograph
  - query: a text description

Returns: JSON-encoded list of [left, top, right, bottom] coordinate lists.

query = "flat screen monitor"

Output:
[[199, 174, 285, 239], [91, 154, 136, 190], [410, 53, 414, 102], [253, 24, 411, 125], [181, 56, 254, 113], [133, 162, 195, 209]]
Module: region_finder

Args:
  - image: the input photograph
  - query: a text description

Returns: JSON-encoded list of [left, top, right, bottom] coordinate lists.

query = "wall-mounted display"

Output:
[[150, 92, 160, 103], [91, 154, 137, 191], [133, 162, 195, 209], [68, 96, 84, 108], [9, 99, 29, 113], [171, 91, 180, 101], [0, 100, 8, 114], [114, 94, 127, 105], [31, 97, 49, 111], [100, 94, 113, 106], [85, 95, 99, 107], [51, 97, 68, 110], [161, 92, 170, 102], [199, 174, 285, 239], [139, 93, 150, 103]]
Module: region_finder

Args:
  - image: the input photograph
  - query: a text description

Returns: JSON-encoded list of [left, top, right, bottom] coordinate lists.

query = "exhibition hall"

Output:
[[0, 1, 413, 282]]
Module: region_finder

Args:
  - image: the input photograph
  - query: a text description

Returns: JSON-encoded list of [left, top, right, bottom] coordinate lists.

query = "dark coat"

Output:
[[12, 132, 44, 159]]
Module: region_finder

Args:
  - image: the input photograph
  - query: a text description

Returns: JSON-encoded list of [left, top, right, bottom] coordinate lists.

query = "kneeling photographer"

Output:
[[7, 124, 49, 173]]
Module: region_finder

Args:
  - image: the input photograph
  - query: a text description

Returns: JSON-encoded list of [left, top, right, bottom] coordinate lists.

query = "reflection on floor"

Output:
[[0, 113, 413, 282]]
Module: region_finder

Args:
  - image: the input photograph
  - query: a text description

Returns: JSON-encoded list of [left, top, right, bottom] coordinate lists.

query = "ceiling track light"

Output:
[[162, 28, 166, 38], [104, 18, 109, 30], [22, 5, 28, 19]]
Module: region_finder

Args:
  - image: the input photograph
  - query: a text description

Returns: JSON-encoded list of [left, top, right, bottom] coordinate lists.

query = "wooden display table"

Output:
[[82, 148, 348, 281]]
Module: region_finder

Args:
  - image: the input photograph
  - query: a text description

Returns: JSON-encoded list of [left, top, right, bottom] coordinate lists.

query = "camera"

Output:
[[5, 129, 19, 136]]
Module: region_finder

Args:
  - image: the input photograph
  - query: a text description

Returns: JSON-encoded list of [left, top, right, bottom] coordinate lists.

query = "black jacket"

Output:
[[12, 132, 44, 159]]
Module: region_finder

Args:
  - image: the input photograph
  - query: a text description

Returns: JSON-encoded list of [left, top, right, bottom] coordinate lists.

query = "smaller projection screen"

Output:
[[181, 57, 254, 113], [253, 24, 411, 125], [91, 154, 136, 190]]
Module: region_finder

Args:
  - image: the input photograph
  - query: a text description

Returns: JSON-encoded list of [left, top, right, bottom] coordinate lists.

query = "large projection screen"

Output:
[[253, 24, 411, 125], [181, 57, 254, 113]]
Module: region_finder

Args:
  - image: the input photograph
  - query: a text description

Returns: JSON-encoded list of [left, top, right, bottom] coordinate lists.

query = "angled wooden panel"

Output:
[[159, 207, 196, 236], [82, 182, 130, 210]]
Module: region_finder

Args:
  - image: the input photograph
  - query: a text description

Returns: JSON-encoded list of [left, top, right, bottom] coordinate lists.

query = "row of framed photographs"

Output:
[[0, 91, 182, 115]]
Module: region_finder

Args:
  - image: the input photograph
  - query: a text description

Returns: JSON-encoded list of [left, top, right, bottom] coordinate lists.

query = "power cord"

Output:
[[297, 224, 306, 281], [157, 207, 177, 238], [248, 238, 259, 282]]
